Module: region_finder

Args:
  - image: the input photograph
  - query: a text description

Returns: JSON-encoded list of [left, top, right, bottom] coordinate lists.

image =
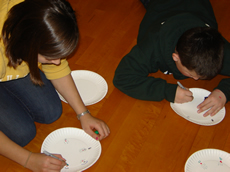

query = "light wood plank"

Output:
[[1, 0, 230, 171]]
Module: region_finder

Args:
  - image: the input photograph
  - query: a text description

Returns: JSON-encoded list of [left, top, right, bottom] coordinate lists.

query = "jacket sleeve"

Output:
[[113, 42, 177, 102], [215, 38, 230, 103]]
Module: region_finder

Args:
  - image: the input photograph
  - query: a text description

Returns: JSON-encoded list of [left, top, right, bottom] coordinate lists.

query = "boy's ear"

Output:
[[172, 53, 180, 62]]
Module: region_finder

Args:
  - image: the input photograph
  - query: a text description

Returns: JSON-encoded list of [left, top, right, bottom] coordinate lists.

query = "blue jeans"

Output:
[[0, 71, 62, 147]]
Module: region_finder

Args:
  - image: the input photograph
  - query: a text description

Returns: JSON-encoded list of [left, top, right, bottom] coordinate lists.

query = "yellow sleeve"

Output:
[[0, 46, 6, 79], [41, 59, 71, 80]]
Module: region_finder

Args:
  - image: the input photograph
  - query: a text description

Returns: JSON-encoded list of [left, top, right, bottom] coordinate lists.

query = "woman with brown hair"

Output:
[[0, 0, 110, 171]]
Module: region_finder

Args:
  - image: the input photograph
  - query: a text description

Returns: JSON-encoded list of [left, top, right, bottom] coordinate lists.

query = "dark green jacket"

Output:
[[113, 0, 230, 103]]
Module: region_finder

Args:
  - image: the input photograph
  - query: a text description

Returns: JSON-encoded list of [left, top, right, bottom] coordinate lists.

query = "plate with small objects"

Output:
[[170, 88, 225, 126], [41, 127, 101, 172], [185, 149, 230, 172], [57, 70, 108, 106]]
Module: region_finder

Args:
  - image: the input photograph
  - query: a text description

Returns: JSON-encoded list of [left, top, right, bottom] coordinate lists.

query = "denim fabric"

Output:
[[0, 71, 62, 146]]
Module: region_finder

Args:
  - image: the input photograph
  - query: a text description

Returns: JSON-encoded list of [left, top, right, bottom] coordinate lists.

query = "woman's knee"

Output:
[[18, 128, 37, 147], [4, 124, 37, 147], [37, 102, 63, 124], [46, 105, 63, 124]]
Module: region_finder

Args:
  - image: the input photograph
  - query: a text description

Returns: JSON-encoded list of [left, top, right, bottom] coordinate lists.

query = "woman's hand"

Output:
[[79, 113, 110, 141], [26, 152, 66, 172], [197, 89, 226, 117]]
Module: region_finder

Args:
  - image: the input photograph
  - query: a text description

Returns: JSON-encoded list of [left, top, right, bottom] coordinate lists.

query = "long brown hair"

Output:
[[2, 0, 79, 85]]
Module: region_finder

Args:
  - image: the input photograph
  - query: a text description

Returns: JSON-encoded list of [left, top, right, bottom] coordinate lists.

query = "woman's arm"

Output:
[[51, 74, 110, 140], [0, 131, 65, 171], [0, 131, 31, 167]]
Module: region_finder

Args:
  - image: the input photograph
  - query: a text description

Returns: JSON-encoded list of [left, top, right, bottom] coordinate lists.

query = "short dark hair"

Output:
[[176, 27, 224, 80], [2, 0, 79, 85]]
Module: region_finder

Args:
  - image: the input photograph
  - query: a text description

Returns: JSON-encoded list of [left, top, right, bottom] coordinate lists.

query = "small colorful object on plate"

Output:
[[170, 88, 225, 126], [185, 149, 230, 172], [41, 127, 101, 172], [57, 70, 108, 106]]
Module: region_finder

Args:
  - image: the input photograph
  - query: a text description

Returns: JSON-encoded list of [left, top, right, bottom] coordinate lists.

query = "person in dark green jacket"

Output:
[[113, 0, 230, 117]]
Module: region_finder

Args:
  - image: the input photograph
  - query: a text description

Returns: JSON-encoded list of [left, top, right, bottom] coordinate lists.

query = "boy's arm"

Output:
[[113, 44, 177, 102], [197, 38, 230, 116], [215, 38, 230, 103]]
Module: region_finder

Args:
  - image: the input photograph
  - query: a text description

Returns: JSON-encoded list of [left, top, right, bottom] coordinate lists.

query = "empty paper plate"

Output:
[[57, 70, 108, 106]]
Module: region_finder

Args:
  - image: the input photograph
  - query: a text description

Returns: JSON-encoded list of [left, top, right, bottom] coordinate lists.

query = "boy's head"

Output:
[[174, 27, 224, 80]]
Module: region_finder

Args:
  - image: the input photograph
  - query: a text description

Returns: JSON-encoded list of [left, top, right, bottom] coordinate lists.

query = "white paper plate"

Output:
[[185, 149, 230, 172], [41, 127, 101, 172], [57, 70, 108, 106], [170, 88, 225, 126]]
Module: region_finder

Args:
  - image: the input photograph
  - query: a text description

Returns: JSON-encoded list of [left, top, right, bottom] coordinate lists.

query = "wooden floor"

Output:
[[1, 0, 230, 171]]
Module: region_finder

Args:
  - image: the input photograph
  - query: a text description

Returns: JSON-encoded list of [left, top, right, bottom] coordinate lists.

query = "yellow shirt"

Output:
[[0, 0, 71, 82]]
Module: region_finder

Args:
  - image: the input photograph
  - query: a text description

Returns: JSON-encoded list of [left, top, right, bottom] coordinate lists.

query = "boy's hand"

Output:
[[175, 86, 193, 103], [197, 89, 226, 117]]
